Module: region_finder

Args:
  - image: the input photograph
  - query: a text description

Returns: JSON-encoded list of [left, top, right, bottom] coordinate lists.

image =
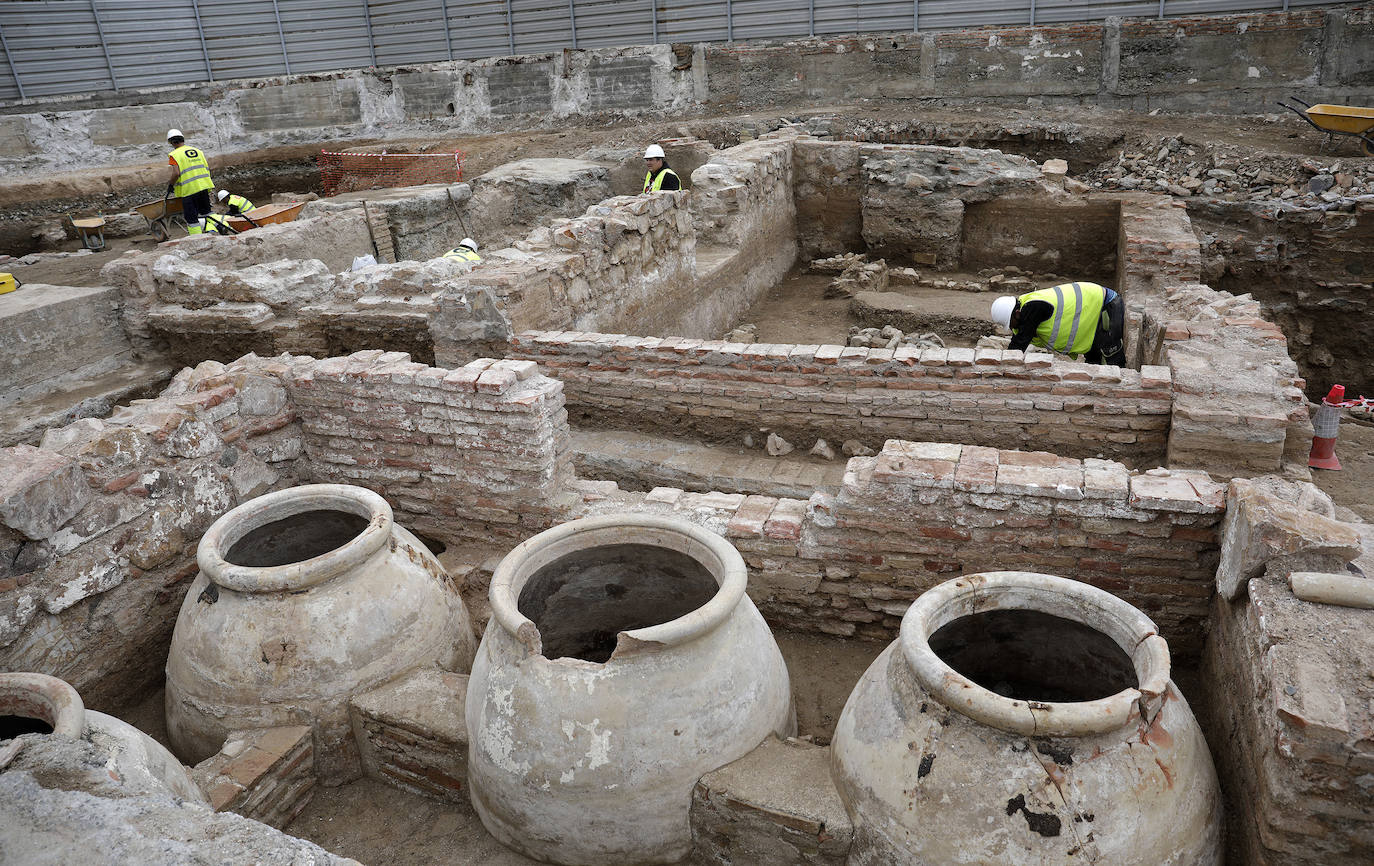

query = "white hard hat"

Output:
[[166, 128, 184, 141], [459, 238, 478, 251], [643, 144, 666, 159], [990, 296, 1017, 329], [217, 189, 230, 202]]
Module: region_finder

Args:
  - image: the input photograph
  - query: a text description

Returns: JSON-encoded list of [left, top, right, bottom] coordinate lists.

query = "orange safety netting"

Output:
[[318, 150, 465, 196]]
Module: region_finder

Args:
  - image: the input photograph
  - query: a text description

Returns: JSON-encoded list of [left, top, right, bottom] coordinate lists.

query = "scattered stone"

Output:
[[725, 323, 759, 343], [766, 433, 794, 457], [0, 446, 93, 541], [810, 439, 836, 460], [842, 440, 875, 457]]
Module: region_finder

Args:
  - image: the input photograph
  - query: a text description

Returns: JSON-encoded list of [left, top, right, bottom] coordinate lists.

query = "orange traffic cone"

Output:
[[1309, 384, 1345, 470]]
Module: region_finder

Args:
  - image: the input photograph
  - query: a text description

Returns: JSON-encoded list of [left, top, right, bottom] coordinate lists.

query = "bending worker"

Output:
[[642, 144, 680, 193], [990, 281, 1125, 367], [165, 129, 215, 235], [217, 189, 255, 215], [443, 238, 481, 264]]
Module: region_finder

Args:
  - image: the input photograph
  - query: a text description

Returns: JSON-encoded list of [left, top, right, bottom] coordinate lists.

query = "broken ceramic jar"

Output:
[[0, 671, 207, 804], [165, 483, 475, 783], [832, 571, 1222, 865], [466, 514, 795, 865]]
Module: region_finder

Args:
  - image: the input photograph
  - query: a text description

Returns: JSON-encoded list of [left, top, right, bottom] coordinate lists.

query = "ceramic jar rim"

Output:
[[900, 571, 1172, 738], [0, 672, 85, 738], [489, 514, 747, 660], [198, 483, 393, 593]]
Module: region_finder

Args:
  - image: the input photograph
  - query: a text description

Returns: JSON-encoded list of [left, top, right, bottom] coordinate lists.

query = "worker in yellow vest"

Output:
[[443, 238, 481, 263], [164, 129, 215, 235], [216, 189, 255, 215], [990, 282, 1125, 367], [642, 144, 681, 193]]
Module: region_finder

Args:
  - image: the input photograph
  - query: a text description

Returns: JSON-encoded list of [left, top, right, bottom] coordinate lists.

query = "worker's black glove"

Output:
[[165, 183, 175, 196]]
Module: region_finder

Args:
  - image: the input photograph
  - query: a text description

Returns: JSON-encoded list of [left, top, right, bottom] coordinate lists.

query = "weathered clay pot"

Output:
[[467, 515, 794, 866], [165, 483, 475, 783], [0, 671, 207, 804], [832, 571, 1222, 865]]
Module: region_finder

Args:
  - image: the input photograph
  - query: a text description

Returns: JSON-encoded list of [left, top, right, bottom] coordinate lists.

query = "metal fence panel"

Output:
[[368, 0, 451, 66], [95, 1, 206, 90], [446, 0, 513, 60], [278, 0, 374, 73], [0, 0, 1351, 100], [0, 1, 113, 98], [198, 0, 290, 79]]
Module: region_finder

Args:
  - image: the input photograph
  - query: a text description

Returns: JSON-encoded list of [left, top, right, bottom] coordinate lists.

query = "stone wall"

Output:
[[0, 349, 574, 712], [0, 284, 134, 409], [431, 191, 696, 364], [580, 439, 1225, 658], [508, 330, 1175, 465], [703, 7, 1374, 115], [1202, 573, 1374, 865], [0, 45, 695, 178], [688, 136, 797, 340]]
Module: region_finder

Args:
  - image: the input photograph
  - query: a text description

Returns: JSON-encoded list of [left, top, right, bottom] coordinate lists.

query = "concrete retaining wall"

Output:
[[2, 7, 1371, 180]]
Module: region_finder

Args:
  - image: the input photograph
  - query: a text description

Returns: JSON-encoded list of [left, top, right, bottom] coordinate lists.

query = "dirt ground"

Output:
[[739, 268, 996, 347], [1312, 418, 1374, 524], [6, 237, 155, 286]]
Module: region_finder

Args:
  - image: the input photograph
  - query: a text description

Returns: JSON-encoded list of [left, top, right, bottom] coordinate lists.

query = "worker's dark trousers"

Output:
[[1085, 293, 1126, 367], [181, 189, 212, 232]]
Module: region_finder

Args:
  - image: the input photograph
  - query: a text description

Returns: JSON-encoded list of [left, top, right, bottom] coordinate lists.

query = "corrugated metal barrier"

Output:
[[0, 0, 1335, 101]]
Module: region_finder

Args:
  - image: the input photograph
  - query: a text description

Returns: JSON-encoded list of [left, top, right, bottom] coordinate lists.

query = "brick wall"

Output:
[[349, 668, 471, 802], [581, 439, 1225, 659], [192, 725, 315, 829], [509, 330, 1175, 465], [1140, 283, 1310, 478], [278, 350, 577, 545]]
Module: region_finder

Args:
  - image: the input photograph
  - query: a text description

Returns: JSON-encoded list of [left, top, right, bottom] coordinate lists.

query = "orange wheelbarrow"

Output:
[[1278, 97, 1374, 156]]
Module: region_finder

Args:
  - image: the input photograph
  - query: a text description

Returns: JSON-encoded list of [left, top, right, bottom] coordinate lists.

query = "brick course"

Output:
[[510, 330, 1174, 465]]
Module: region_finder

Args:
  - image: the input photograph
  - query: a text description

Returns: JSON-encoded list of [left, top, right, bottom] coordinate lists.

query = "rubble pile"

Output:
[[847, 326, 945, 350], [808, 254, 890, 299], [1087, 136, 1374, 209]]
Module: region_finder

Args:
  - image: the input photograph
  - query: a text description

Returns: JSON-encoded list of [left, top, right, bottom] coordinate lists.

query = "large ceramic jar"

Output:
[[832, 571, 1222, 866], [0, 671, 208, 804], [165, 484, 475, 783], [466, 514, 794, 866]]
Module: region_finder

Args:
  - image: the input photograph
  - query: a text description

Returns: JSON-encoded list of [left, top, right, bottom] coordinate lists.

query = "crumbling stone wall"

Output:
[[579, 440, 1225, 658], [432, 191, 696, 364], [0, 362, 303, 711], [104, 211, 376, 359], [509, 330, 1174, 464], [1139, 283, 1310, 478]]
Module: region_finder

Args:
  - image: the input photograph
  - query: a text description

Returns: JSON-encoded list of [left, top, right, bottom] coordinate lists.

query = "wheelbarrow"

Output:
[[132, 193, 186, 241], [1277, 97, 1374, 156], [67, 214, 106, 251]]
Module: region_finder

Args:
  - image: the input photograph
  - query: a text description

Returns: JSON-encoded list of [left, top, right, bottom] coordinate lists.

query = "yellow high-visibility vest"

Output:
[[642, 167, 679, 193], [1017, 282, 1108, 356], [225, 194, 254, 214], [443, 247, 481, 263], [170, 145, 214, 198]]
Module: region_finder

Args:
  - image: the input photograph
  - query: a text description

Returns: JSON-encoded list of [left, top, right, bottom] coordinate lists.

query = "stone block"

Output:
[[88, 104, 202, 149], [1215, 478, 1364, 600], [586, 55, 655, 111], [0, 446, 93, 541], [690, 737, 852, 866], [486, 62, 554, 116]]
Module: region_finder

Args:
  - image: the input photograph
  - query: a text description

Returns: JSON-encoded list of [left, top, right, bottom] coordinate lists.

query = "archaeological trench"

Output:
[[2, 6, 1373, 866]]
